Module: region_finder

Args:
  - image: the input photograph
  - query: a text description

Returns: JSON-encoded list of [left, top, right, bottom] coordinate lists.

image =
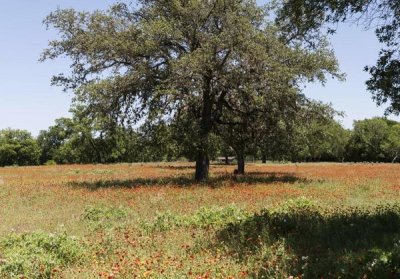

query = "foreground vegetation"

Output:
[[0, 163, 399, 278]]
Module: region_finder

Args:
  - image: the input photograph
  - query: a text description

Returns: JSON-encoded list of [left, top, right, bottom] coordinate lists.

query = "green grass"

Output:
[[0, 232, 86, 279]]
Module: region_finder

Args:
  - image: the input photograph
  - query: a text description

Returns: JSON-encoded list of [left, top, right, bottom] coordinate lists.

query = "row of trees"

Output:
[[2, 116, 400, 167]]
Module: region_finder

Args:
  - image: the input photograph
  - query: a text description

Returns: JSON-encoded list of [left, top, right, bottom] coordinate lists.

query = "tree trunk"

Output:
[[195, 151, 209, 181], [225, 155, 229, 165], [236, 154, 245, 175], [262, 154, 267, 164], [195, 131, 211, 181], [195, 74, 213, 181]]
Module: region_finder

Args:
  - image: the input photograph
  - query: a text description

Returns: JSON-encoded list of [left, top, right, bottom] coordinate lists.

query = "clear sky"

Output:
[[0, 0, 397, 136]]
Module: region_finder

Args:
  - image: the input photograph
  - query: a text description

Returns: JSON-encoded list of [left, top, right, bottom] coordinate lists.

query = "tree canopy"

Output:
[[42, 0, 341, 179], [0, 129, 40, 167], [277, 0, 400, 114]]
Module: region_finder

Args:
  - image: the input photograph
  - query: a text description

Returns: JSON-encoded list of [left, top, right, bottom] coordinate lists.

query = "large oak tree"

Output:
[[42, 0, 340, 180]]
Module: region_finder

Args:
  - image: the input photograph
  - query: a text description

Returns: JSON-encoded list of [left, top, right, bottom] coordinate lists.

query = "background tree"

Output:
[[383, 123, 400, 162], [318, 120, 350, 162], [346, 118, 390, 162], [137, 121, 179, 162], [258, 90, 302, 162], [217, 141, 235, 165], [39, 116, 146, 164], [258, 98, 344, 162], [216, 110, 258, 174], [37, 118, 75, 164], [0, 129, 40, 167], [216, 87, 299, 172], [42, 0, 340, 180], [295, 118, 349, 162]]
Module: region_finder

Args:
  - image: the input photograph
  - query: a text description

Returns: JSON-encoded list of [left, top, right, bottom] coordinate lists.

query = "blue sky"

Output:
[[0, 0, 397, 136]]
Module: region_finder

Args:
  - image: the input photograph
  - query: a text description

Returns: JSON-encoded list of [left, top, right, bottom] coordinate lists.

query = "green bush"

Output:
[[272, 196, 319, 213], [142, 205, 248, 233], [82, 205, 130, 230], [44, 160, 57, 166], [143, 211, 183, 233], [188, 205, 248, 228], [364, 242, 400, 278], [0, 232, 85, 279]]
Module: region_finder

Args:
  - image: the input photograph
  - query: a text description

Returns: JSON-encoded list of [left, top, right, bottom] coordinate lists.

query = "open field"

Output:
[[0, 163, 399, 278]]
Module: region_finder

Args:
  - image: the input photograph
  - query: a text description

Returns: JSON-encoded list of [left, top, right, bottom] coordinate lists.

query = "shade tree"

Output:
[[42, 0, 341, 180]]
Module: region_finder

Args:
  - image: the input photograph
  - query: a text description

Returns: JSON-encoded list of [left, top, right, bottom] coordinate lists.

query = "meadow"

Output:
[[0, 163, 399, 278]]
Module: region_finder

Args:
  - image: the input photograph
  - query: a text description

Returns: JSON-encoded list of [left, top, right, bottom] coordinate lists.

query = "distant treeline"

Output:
[[1, 117, 400, 167]]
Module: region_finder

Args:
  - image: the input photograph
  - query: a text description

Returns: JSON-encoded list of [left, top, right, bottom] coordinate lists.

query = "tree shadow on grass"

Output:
[[232, 172, 309, 184], [157, 165, 195, 170], [216, 205, 400, 278], [67, 172, 311, 190]]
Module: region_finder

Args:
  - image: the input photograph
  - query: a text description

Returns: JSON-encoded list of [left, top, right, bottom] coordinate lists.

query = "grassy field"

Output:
[[0, 163, 399, 278]]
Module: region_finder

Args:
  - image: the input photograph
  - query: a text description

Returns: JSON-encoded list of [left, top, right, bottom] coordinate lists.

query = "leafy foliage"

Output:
[[0, 232, 86, 279], [41, 0, 340, 180], [218, 200, 400, 278], [142, 205, 248, 233], [345, 117, 400, 162], [82, 205, 130, 230], [0, 129, 40, 167], [277, 0, 400, 114]]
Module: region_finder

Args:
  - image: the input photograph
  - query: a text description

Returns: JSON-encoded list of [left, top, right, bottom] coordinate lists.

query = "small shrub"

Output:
[[0, 232, 85, 279], [82, 205, 130, 230], [273, 196, 319, 214], [142, 205, 248, 233], [364, 241, 400, 277], [142, 211, 183, 233], [44, 160, 56, 166], [188, 205, 248, 228]]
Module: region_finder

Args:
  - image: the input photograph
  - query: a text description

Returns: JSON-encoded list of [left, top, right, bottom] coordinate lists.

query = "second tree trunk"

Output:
[[236, 154, 245, 175]]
